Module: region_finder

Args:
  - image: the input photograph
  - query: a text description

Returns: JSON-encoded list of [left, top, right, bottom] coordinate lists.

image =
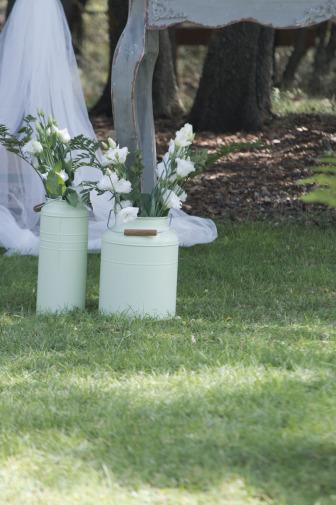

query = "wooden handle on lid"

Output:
[[124, 229, 157, 236]]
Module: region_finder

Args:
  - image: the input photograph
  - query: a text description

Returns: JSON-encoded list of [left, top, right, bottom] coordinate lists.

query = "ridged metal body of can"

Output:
[[99, 217, 179, 318], [36, 199, 88, 314]]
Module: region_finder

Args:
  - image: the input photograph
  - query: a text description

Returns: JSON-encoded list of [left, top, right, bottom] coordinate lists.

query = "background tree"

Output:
[[190, 22, 274, 132]]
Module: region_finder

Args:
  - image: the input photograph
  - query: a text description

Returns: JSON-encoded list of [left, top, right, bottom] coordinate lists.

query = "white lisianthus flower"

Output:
[[168, 139, 176, 154], [118, 199, 133, 210], [118, 206, 139, 223], [174, 123, 195, 148], [175, 157, 196, 178], [52, 126, 71, 144], [114, 178, 132, 194], [156, 161, 167, 179], [101, 155, 112, 167], [58, 128, 71, 144], [105, 146, 129, 165], [97, 174, 114, 191], [108, 137, 117, 149], [58, 170, 69, 182], [162, 189, 182, 210], [23, 139, 43, 156]]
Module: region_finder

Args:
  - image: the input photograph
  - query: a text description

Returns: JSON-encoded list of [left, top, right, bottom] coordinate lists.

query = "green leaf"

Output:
[[46, 171, 66, 198], [64, 188, 79, 207], [53, 160, 63, 173]]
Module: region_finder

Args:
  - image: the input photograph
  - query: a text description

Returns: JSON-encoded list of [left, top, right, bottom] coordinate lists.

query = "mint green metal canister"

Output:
[[99, 217, 179, 318], [36, 199, 88, 313]]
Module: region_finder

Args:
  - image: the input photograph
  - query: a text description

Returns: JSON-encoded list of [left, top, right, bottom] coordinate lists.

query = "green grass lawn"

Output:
[[0, 223, 336, 505]]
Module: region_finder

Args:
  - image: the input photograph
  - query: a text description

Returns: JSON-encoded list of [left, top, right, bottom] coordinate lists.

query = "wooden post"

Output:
[[112, 0, 159, 194]]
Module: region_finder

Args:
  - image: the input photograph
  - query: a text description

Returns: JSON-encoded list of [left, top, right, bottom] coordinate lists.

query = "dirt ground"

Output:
[[93, 113, 336, 224]]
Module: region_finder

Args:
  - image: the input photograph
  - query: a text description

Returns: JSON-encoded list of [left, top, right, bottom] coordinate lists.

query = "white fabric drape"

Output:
[[0, 0, 217, 255]]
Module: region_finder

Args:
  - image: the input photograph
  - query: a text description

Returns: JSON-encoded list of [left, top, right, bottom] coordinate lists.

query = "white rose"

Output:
[[175, 157, 195, 178], [23, 139, 43, 156], [105, 146, 129, 165], [114, 178, 132, 194], [174, 123, 195, 148], [162, 189, 182, 210], [118, 206, 139, 223]]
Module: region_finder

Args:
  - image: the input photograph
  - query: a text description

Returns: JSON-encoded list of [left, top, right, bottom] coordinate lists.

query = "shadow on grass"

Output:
[[1, 369, 335, 504]]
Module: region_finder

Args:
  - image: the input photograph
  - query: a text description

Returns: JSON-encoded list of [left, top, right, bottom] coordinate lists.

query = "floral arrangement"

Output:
[[82, 123, 209, 224], [0, 111, 96, 207], [0, 112, 261, 221]]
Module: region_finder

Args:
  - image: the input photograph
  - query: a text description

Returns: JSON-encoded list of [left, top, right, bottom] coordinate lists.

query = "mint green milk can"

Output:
[[99, 217, 179, 318], [36, 199, 88, 313]]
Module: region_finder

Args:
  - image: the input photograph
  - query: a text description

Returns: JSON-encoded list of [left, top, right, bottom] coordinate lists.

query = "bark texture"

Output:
[[281, 29, 309, 89], [152, 30, 184, 118], [190, 22, 274, 133], [310, 22, 336, 95], [91, 0, 128, 116]]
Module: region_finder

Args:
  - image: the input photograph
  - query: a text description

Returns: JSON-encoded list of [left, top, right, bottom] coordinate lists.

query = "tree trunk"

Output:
[[91, 0, 128, 116], [6, 0, 15, 16], [281, 29, 309, 89], [310, 22, 336, 95], [190, 22, 274, 133], [152, 30, 184, 118]]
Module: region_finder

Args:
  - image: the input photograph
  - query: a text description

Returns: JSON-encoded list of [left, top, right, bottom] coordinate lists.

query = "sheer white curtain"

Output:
[[0, 0, 217, 255], [0, 0, 105, 254]]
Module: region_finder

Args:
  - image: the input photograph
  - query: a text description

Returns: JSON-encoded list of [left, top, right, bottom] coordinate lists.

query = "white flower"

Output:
[[156, 161, 168, 179], [52, 126, 71, 144], [58, 170, 69, 182], [58, 128, 71, 144], [175, 157, 195, 178], [104, 146, 129, 165], [101, 155, 113, 167], [162, 189, 182, 210], [22, 139, 43, 156], [118, 206, 139, 223], [108, 137, 117, 149], [175, 123, 195, 148], [168, 139, 176, 154], [114, 178, 132, 194], [157, 155, 177, 182], [118, 199, 133, 209], [97, 174, 114, 191]]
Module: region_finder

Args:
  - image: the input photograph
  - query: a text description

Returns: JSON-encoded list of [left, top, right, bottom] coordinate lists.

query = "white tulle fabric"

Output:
[[0, 0, 217, 255]]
